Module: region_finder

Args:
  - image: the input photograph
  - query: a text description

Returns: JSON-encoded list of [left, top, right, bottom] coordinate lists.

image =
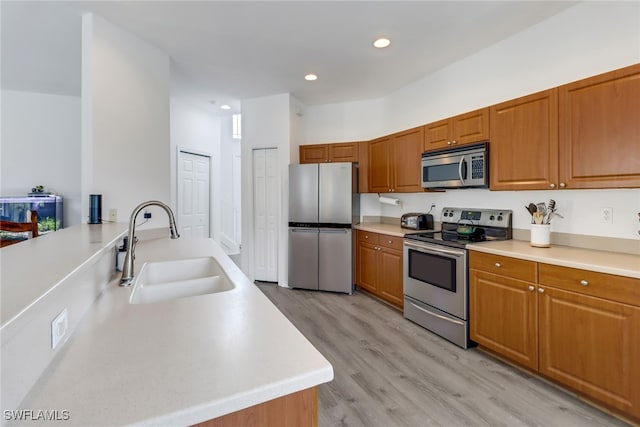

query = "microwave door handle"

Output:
[[458, 156, 465, 185]]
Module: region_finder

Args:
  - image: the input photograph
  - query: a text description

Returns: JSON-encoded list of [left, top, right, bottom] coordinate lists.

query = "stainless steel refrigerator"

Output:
[[288, 162, 359, 294]]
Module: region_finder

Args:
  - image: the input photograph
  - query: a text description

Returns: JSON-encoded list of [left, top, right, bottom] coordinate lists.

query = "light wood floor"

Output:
[[257, 283, 630, 427]]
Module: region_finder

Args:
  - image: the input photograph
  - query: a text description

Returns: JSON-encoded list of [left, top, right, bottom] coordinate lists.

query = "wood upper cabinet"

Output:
[[368, 136, 392, 192], [469, 253, 538, 370], [558, 63, 640, 189], [424, 108, 489, 151], [491, 64, 640, 191], [490, 89, 559, 190], [299, 142, 358, 164], [368, 127, 424, 193], [355, 230, 403, 308]]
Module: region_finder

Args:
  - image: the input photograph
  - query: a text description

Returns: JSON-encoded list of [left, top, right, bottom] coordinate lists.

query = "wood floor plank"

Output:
[[257, 284, 629, 427]]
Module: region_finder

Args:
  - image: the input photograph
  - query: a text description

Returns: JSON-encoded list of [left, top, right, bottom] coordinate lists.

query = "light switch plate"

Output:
[[51, 308, 68, 349]]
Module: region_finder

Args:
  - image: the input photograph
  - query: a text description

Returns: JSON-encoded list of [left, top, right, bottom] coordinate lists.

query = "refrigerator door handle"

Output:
[[290, 228, 319, 233], [318, 228, 348, 233]]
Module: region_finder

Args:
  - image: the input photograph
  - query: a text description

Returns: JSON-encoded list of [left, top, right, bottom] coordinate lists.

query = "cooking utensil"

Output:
[[528, 203, 537, 214], [533, 212, 545, 225]]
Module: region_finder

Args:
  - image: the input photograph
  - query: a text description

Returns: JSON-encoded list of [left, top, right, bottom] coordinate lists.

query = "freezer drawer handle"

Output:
[[319, 229, 349, 233], [290, 229, 319, 233], [408, 301, 465, 326]]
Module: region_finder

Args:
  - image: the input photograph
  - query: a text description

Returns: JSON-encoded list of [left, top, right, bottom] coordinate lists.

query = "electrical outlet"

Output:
[[600, 207, 613, 224], [51, 308, 68, 349], [109, 209, 118, 222], [144, 211, 152, 219]]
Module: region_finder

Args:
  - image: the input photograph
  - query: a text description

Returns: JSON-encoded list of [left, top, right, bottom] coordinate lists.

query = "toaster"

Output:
[[401, 213, 434, 230]]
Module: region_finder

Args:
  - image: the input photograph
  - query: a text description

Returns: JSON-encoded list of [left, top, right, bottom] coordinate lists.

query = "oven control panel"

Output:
[[441, 207, 512, 228]]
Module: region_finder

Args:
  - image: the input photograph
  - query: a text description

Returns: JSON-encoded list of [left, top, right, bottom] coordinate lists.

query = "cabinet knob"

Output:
[[495, 262, 501, 268], [538, 288, 545, 294], [549, 183, 556, 189], [447, 141, 452, 145], [452, 140, 457, 145], [528, 285, 535, 291], [388, 240, 393, 244], [580, 280, 589, 286], [559, 182, 566, 188], [365, 235, 368, 239]]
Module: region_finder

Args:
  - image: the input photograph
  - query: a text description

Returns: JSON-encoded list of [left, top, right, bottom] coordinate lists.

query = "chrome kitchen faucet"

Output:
[[119, 201, 180, 286]]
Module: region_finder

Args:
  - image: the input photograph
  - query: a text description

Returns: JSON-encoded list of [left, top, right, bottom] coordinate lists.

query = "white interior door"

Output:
[[253, 148, 278, 282], [221, 152, 242, 253], [178, 150, 210, 238]]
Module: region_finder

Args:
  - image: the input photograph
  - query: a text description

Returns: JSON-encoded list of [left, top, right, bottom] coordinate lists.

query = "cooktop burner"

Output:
[[405, 207, 513, 249]]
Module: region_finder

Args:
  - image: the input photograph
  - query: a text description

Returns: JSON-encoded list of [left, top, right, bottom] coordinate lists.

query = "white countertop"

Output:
[[13, 236, 333, 426], [1, 224, 127, 329], [468, 240, 640, 279]]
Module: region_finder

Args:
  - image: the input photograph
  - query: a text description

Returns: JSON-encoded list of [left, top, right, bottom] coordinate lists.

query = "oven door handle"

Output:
[[407, 301, 465, 326], [458, 156, 465, 185], [404, 241, 465, 257]]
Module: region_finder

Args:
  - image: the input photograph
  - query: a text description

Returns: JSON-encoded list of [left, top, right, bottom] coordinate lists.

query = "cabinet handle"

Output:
[[549, 183, 556, 188], [365, 235, 368, 239], [538, 288, 545, 294], [580, 280, 589, 286], [388, 240, 393, 244], [495, 262, 501, 268], [447, 141, 452, 145], [559, 182, 566, 188], [528, 285, 535, 291], [452, 140, 457, 145]]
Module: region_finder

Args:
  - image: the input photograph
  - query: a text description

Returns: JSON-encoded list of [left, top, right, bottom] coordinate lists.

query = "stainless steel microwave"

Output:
[[421, 142, 488, 189]]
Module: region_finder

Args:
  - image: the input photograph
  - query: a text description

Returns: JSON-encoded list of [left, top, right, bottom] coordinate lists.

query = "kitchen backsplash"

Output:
[[360, 188, 640, 253]]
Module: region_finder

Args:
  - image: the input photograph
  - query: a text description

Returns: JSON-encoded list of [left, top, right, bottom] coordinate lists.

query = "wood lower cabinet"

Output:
[[424, 108, 489, 151], [355, 230, 403, 308], [538, 286, 640, 419], [470, 251, 640, 420], [470, 270, 538, 371], [195, 387, 318, 427], [299, 142, 358, 164]]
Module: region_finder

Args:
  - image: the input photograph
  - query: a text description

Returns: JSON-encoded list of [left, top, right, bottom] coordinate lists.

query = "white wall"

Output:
[[241, 93, 292, 284], [169, 98, 221, 240], [219, 115, 242, 253], [81, 14, 171, 227], [304, 1, 640, 242], [1, 90, 82, 226]]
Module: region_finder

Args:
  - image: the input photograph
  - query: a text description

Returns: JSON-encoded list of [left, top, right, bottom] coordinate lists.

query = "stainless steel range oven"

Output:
[[403, 207, 512, 349]]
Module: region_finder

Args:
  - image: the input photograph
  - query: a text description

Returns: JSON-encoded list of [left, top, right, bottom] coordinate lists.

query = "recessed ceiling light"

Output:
[[305, 74, 318, 81], [373, 38, 391, 49], [220, 104, 231, 110]]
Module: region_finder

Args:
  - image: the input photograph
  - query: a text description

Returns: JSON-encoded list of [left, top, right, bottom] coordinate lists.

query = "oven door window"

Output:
[[408, 248, 456, 292], [423, 161, 467, 183]]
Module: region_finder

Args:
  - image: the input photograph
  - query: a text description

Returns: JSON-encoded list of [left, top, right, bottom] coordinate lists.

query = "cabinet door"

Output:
[[470, 270, 538, 370], [299, 144, 327, 164], [490, 89, 559, 190], [391, 127, 424, 192], [358, 141, 369, 193], [452, 108, 489, 145], [356, 240, 379, 294], [539, 286, 640, 418], [378, 248, 403, 308], [424, 119, 451, 151], [368, 136, 392, 192], [328, 142, 358, 163], [559, 64, 640, 189]]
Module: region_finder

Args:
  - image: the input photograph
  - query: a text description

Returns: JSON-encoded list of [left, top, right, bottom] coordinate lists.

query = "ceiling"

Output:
[[1, 1, 579, 113]]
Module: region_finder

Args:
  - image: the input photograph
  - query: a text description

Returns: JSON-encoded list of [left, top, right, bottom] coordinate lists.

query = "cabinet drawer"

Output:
[[378, 234, 403, 251], [469, 252, 537, 283], [539, 263, 640, 306], [358, 231, 379, 244]]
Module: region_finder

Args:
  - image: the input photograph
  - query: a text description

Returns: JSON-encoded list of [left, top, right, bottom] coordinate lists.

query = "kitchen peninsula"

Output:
[[1, 226, 332, 426]]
